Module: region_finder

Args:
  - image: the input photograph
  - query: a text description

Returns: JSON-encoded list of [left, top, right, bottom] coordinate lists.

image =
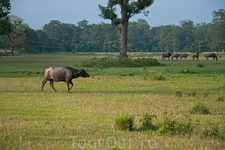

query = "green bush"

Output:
[[114, 113, 134, 131], [152, 74, 165, 80], [197, 64, 204, 67], [202, 126, 219, 137], [81, 57, 164, 68], [159, 116, 175, 134], [159, 116, 193, 135], [140, 113, 157, 130], [189, 102, 210, 114]]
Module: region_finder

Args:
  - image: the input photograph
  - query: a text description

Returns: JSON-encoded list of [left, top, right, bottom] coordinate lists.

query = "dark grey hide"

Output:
[[192, 54, 199, 60], [180, 54, 189, 60], [171, 54, 180, 60], [162, 52, 172, 60], [205, 53, 218, 60], [41, 67, 90, 92]]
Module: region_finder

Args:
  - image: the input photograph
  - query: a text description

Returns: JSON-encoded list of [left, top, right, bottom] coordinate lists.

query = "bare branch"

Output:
[[110, 5, 121, 31], [111, 19, 121, 31]]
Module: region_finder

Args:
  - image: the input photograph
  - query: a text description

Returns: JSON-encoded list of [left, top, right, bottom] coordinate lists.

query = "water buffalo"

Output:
[[180, 54, 189, 60], [204, 53, 218, 60], [41, 67, 90, 92], [162, 52, 172, 60], [171, 54, 180, 60], [191, 54, 199, 60]]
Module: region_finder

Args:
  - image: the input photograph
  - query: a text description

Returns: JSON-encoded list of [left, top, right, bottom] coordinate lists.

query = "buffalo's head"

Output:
[[79, 69, 90, 78]]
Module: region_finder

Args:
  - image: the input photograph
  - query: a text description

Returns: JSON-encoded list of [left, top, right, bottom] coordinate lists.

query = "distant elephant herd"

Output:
[[162, 52, 218, 60]]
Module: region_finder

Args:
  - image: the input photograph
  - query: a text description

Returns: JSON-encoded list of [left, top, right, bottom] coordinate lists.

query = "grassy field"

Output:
[[0, 54, 225, 149]]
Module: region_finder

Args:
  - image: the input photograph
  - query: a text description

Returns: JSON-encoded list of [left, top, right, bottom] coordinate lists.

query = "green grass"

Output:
[[0, 54, 225, 149], [114, 113, 134, 131], [189, 102, 210, 114]]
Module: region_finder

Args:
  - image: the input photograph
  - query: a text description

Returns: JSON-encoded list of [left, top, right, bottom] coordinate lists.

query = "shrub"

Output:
[[114, 113, 134, 131], [197, 64, 204, 67], [175, 121, 193, 135], [152, 74, 165, 80], [159, 116, 193, 135], [140, 113, 157, 130], [81, 57, 164, 68], [189, 102, 210, 114], [174, 89, 182, 97], [202, 126, 219, 137], [159, 116, 175, 134]]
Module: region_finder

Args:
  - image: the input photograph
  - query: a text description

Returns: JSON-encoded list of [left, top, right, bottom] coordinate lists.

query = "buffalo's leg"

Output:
[[66, 80, 73, 92], [41, 79, 48, 91], [68, 81, 73, 91], [49, 79, 57, 92]]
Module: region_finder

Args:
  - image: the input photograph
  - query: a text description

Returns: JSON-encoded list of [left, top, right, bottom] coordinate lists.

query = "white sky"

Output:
[[10, 0, 225, 30]]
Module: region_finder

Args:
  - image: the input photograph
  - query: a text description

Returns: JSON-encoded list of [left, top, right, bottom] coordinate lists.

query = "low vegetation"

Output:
[[197, 63, 204, 67], [189, 102, 210, 114], [152, 74, 165, 80], [187, 91, 196, 97], [0, 54, 225, 149], [174, 89, 182, 97], [202, 89, 210, 98], [159, 115, 193, 135], [114, 113, 134, 131], [81, 56, 164, 68], [139, 113, 157, 131]]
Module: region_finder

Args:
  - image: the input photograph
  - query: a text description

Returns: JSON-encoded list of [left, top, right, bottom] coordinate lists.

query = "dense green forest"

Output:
[[0, 9, 224, 54]]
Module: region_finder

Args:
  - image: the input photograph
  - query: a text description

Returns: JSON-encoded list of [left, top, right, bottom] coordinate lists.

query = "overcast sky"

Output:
[[10, 0, 225, 30]]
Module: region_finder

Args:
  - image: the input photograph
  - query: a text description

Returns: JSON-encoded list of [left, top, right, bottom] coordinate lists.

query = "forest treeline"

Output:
[[0, 9, 224, 53]]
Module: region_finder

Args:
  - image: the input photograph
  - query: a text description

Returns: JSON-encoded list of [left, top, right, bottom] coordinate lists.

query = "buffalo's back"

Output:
[[44, 67, 72, 82]]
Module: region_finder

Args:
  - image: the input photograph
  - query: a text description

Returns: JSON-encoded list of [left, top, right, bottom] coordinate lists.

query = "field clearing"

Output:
[[0, 54, 225, 149]]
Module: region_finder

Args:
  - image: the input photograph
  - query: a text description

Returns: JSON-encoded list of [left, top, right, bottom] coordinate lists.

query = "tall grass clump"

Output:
[[188, 91, 196, 97], [189, 102, 210, 114], [174, 89, 182, 97], [81, 57, 164, 68], [114, 113, 134, 131]]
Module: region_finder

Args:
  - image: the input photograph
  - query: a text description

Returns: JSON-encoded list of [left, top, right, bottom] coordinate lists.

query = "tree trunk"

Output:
[[119, 2, 128, 58], [119, 20, 128, 58], [10, 42, 14, 56]]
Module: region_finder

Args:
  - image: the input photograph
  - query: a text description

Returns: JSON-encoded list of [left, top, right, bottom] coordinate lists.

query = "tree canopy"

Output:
[[98, 0, 154, 57], [0, 9, 225, 54], [0, 0, 11, 35]]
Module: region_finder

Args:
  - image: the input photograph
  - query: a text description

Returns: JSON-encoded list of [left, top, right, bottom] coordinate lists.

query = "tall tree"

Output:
[[4, 15, 28, 55], [98, 0, 154, 58], [128, 19, 150, 51], [211, 9, 225, 50], [0, 0, 11, 35], [21, 27, 38, 53]]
